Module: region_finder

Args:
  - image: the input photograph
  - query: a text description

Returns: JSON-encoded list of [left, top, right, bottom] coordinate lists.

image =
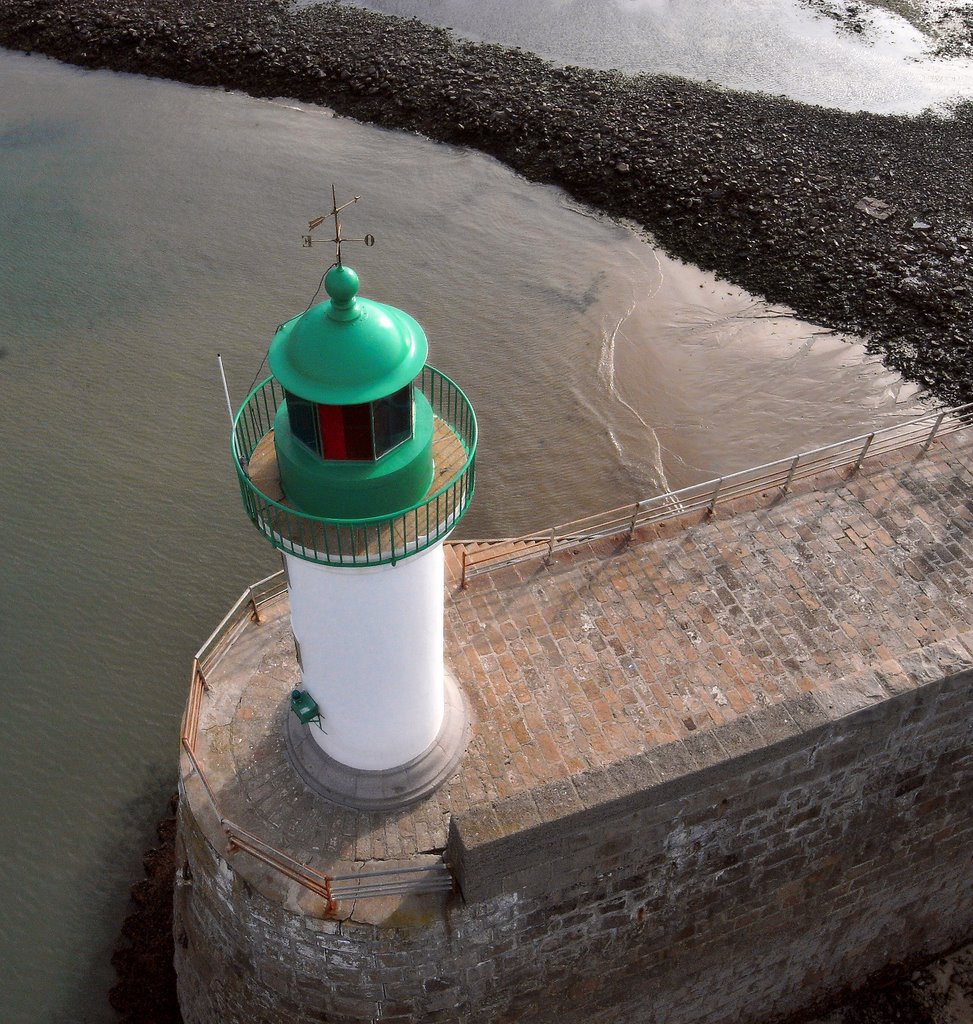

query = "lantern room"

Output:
[[268, 264, 436, 520]]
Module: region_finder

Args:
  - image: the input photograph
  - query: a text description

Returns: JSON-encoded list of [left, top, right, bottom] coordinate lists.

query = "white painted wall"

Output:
[[285, 543, 445, 771]]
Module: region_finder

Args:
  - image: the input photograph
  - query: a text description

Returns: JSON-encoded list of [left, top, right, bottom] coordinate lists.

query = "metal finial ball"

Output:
[[325, 264, 360, 306]]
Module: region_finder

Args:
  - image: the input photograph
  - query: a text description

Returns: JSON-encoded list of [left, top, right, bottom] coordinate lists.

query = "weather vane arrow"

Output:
[[302, 184, 376, 265]]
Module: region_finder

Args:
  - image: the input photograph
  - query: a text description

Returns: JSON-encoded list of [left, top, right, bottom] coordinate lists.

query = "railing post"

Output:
[[708, 477, 723, 514], [852, 432, 875, 472], [921, 411, 947, 454], [781, 454, 800, 495], [545, 526, 556, 563], [460, 548, 468, 589], [324, 876, 338, 918], [627, 500, 642, 538]]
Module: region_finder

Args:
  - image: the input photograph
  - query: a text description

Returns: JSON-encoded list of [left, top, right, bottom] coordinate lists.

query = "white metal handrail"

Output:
[[459, 402, 973, 585]]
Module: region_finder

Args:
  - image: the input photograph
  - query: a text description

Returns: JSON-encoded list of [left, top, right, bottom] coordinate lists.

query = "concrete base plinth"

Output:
[[285, 669, 471, 811]]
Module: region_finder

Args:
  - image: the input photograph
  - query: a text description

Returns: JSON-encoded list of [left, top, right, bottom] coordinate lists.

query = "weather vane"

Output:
[[302, 184, 376, 265]]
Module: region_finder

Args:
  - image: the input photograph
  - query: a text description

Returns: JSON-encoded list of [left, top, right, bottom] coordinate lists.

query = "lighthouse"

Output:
[[230, 197, 476, 809]]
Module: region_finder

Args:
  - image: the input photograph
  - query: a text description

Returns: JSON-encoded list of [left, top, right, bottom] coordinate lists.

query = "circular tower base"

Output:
[[285, 670, 471, 811]]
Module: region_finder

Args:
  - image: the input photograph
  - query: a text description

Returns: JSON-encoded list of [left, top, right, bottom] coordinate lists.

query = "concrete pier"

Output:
[[175, 429, 973, 1024]]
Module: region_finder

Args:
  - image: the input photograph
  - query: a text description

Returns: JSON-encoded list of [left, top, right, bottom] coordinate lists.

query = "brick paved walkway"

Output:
[[186, 430, 972, 913]]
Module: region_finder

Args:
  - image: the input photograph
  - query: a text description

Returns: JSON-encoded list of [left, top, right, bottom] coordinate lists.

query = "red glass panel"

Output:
[[317, 403, 374, 461], [318, 404, 346, 459]]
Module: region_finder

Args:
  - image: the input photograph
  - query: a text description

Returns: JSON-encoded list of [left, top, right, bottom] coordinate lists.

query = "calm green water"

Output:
[[0, 49, 922, 1023]]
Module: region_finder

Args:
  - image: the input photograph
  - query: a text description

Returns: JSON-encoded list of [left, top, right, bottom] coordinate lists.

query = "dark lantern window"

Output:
[[284, 384, 414, 462]]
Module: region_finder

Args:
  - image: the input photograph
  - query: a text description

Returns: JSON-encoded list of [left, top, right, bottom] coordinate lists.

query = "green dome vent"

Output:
[[269, 265, 428, 406]]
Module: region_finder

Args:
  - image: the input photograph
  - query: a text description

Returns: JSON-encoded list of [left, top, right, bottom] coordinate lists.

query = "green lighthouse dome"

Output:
[[268, 265, 435, 520], [269, 265, 428, 406]]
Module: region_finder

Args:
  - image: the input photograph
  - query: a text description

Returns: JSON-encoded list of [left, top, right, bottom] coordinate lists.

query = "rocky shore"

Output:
[[799, 0, 973, 58], [2, 0, 972, 403], [109, 794, 181, 1024]]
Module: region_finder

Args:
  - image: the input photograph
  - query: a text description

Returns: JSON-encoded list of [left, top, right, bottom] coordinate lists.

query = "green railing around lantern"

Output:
[[232, 366, 477, 567]]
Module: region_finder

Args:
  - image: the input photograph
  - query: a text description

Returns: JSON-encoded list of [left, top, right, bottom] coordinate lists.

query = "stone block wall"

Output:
[[174, 636, 973, 1024]]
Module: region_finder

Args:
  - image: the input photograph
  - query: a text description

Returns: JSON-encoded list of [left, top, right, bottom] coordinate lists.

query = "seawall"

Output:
[[175, 429, 973, 1022], [175, 637, 972, 1023]]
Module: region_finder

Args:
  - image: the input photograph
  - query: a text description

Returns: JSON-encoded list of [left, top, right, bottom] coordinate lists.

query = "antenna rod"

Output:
[[217, 354, 235, 428]]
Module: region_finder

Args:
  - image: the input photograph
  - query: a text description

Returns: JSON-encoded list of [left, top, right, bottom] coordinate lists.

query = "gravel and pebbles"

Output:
[[1, 0, 971, 404]]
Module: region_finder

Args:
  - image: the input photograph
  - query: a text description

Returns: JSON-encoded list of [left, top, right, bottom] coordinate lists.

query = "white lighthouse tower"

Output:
[[231, 198, 476, 808]]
